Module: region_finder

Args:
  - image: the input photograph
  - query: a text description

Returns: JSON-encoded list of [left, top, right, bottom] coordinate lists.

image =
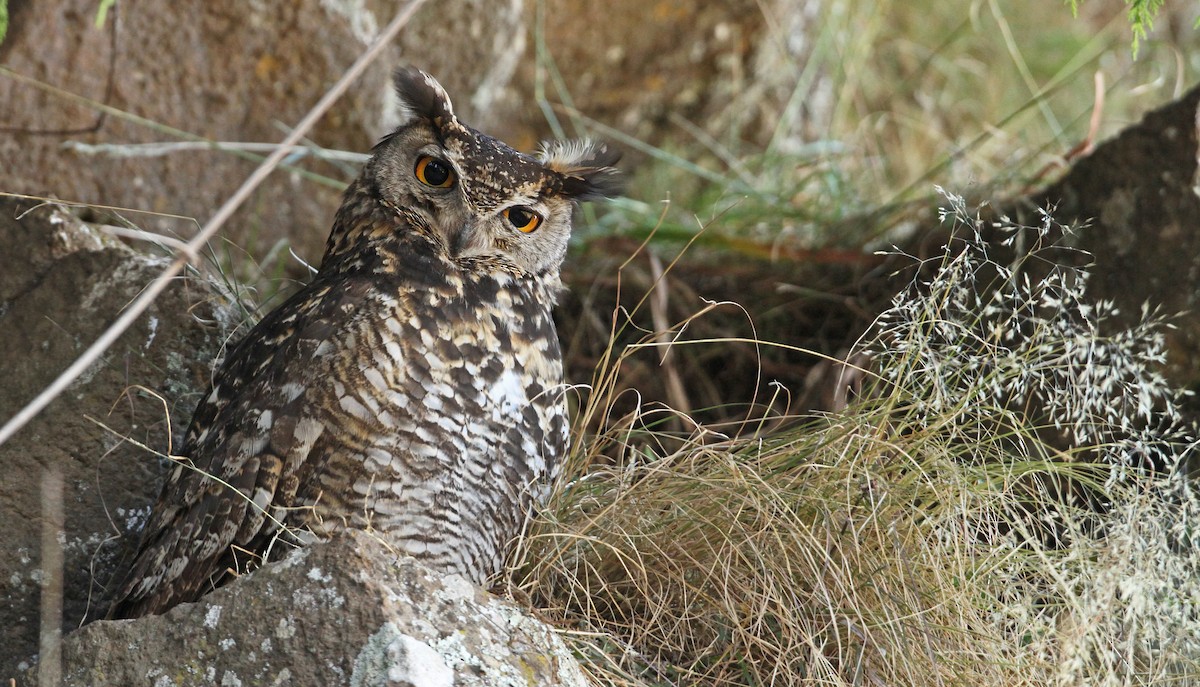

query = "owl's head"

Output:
[[353, 67, 621, 279]]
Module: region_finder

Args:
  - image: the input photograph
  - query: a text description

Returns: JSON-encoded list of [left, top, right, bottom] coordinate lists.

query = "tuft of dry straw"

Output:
[[508, 192, 1200, 687]]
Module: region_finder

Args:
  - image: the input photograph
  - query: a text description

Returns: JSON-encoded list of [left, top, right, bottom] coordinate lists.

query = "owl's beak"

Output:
[[449, 221, 482, 258], [448, 219, 489, 260], [451, 224, 468, 259]]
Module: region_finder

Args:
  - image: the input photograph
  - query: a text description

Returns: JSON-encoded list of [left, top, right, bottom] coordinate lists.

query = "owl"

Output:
[[106, 67, 621, 619]]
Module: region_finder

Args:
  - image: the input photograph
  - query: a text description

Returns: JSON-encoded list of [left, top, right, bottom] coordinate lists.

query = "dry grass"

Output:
[[508, 195, 1200, 686], [6, 3, 1200, 683], [514, 413, 1059, 686], [595, 0, 1200, 262]]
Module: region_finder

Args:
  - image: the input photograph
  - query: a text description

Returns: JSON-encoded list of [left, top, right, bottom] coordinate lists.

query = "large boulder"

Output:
[[511, 0, 832, 146], [1020, 82, 1200, 391], [0, 197, 240, 679], [0, 197, 588, 685], [26, 531, 589, 687], [0, 0, 527, 267], [0, 1, 832, 269]]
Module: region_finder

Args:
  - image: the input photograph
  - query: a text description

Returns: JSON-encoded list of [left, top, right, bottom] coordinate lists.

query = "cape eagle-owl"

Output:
[[107, 67, 621, 619]]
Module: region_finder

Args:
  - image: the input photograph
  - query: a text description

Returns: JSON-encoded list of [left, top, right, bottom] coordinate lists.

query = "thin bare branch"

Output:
[[38, 463, 64, 687], [62, 140, 369, 164], [94, 224, 198, 261]]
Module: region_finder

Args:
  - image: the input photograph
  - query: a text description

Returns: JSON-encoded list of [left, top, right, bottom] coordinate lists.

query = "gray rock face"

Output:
[[522, 0, 833, 146], [0, 1, 827, 270], [0, 197, 240, 679], [1023, 83, 1200, 391], [0, 199, 585, 685], [0, 0, 527, 268], [31, 531, 589, 687]]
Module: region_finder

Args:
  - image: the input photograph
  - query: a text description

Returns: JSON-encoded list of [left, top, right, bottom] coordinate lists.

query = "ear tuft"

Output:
[[539, 140, 624, 201], [393, 67, 456, 128]]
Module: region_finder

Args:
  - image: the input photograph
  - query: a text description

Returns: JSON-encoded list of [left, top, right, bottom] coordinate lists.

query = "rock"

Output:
[[1019, 83, 1200, 391], [0, 197, 240, 679], [1, 1, 832, 272], [0, 0, 526, 268], [511, 0, 832, 149], [0, 196, 586, 681], [27, 531, 589, 687]]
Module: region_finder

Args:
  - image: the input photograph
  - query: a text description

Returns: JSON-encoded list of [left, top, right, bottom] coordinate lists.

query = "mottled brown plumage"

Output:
[[107, 68, 621, 619]]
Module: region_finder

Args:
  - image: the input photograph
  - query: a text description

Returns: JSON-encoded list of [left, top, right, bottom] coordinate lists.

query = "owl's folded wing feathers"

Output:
[[106, 278, 365, 619]]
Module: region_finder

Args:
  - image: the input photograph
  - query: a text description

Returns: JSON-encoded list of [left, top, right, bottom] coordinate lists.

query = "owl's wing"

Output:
[[107, 276, 369, 619]]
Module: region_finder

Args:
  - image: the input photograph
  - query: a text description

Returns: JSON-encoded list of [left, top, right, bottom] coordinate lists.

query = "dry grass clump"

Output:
[[514, 408, 1075, 686], [1045, 484, 1200, 686], [509, 193, 1200, 686]]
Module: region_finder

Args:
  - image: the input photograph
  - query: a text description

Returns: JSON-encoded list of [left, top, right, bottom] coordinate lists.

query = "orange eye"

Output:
[[414, 155, 456, 188], [502, 206, 542, 234]]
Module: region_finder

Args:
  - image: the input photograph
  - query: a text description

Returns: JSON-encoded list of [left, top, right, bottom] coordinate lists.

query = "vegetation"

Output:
[[510, 193, 1199, 686], [1068, 0, 1180, 57], [583, 1, 1196, 261], [4, 1, 1199, 684]]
